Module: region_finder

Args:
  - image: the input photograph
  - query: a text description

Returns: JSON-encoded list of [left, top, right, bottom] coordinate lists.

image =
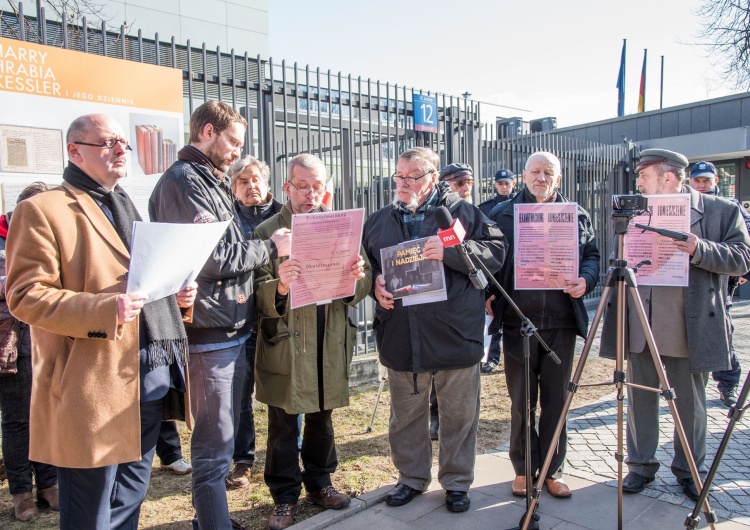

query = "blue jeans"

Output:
[[0, 354, 57, 494], [156, 420, 183, 466], [231, 336, 256, 465], [189, 342, 243, 530], [58, 398, 164, 530]]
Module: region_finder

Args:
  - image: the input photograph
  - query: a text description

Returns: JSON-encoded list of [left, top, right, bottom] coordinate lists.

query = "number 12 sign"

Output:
[[413, 94, 438, 133]]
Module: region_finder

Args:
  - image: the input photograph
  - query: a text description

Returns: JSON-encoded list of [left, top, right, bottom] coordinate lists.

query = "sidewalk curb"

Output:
[[291, 485, 391, 529]]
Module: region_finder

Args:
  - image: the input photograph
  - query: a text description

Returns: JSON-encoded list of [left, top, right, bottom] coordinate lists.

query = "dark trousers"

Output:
[[504, 327, 576, 480], [264, 405, 337, 505], [232, 336, 257, 464], [57, 398, 164, 530], [155, 420, 183, 466], [0, 354, 57, 494], [486, 332, 502, 365], [712, 347, 741, 392]]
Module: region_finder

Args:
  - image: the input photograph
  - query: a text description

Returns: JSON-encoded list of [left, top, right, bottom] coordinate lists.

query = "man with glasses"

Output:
[[362, 147, 505, 513], [439, 163, 474, 203], [5, 114, 196, 528], [252, 153, 371, 529], [150, 101, 291, 530]]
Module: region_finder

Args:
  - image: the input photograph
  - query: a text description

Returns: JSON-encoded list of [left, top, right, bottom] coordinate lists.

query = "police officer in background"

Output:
[[479, 168, 517, 217], [688, 160, 750, 408], [479, 169, 517, 374]]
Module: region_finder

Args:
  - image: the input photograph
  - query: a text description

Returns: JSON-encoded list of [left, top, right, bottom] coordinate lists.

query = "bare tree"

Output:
[[695, 0, 750, 90], [1, 0, 133, 44]]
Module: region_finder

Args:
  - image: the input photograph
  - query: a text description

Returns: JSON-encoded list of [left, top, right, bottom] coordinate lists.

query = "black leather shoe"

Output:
[[385, 484, 421, 507], [679, 478, 700, 501], [622, 472, 654, 493], [445, 490, 470, 513]]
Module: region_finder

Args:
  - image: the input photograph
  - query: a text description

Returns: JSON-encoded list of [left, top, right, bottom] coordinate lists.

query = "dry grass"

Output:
[[0, 353, 615, 529]]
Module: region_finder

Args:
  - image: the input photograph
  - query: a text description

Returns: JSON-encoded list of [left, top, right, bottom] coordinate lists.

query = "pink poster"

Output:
[[624, 194, 690, 286], [289, 208, 365, 309], [514, 203, 579, 290]]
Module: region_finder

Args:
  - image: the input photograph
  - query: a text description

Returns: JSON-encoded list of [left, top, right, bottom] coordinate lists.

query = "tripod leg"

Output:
[[518, 283, 615, 530], [366, 377, 386, 434], [626, 285, 717, 530], [685, 370, 750, 528]]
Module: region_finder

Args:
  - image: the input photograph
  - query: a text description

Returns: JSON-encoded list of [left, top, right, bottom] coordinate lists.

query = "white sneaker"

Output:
[[161, 458, 192, 475]]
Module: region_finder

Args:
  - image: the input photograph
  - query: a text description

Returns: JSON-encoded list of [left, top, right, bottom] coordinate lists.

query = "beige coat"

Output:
[[5, 182, 188, 468]]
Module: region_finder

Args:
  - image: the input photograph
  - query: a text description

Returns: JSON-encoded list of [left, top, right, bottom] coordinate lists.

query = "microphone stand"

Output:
[[458, 242, 559, 530]]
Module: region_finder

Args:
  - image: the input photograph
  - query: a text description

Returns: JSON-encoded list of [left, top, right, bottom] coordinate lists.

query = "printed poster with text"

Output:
[[624, 194, 690, 286], [514, 202, 579, 290], [0, 36, 183, 217]]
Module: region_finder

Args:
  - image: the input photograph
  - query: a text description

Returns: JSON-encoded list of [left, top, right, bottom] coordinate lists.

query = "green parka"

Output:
[[253, 204, 372, 414]]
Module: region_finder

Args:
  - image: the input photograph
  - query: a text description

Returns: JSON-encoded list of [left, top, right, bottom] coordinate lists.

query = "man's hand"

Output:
[[117, 293, 148, 325], [673, 232, 698, 256], [563, 277, 587, 299], [277, 258, 301, 296], [270, 228, 292, 258], [485, 294, 496, 317], [176, 282, 198, 308], [422, 236, 444, 261], [374, 274, 395, 310], [349, 255, 366, 280]]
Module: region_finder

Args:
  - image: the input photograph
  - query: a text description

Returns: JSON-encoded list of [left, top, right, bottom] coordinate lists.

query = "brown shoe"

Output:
[[511, 475, 526, 496], [37, 483, 60, 511], [304, 485, 351, 510], [12, 491, 38, 521], [268, 503, 298, 530], [545, 478, 572, 498], [226, 462, 253, 489]]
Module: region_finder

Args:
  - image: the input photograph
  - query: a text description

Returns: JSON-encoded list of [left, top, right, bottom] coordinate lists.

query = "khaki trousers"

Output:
[[387, 364, 481, 492]]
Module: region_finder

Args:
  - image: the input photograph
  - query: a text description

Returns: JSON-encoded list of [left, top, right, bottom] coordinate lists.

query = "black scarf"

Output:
[[63, 163, 187, 370]]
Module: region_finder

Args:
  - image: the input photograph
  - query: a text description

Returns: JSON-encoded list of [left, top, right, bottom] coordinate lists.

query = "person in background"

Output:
[[156, 421, 192, 475], [0, 181, 58, 522], [225, 155, 282, 489], [479, 169, 517, 374], [688, 160, 750, 408]]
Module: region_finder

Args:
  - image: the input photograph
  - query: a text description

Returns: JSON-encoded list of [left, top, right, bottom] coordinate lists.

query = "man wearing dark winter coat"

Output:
[[488, 151, 600, 499], [362, 147, 506, 514], [149, 101, 291, 530], [601, 149, 750, 502]]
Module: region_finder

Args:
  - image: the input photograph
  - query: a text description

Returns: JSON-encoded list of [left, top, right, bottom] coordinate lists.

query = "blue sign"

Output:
[[413, 94, 438, 133]]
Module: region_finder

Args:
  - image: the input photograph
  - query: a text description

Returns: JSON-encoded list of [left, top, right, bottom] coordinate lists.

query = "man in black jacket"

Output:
[[362, 147, 506, 514], [488, 151, 600, 499], [149, 101, 291, 530], [225, 155, 283, 489]]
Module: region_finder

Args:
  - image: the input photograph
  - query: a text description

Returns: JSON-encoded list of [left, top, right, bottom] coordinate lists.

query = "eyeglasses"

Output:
[[391, 170, 433, 183], [74, 138, 132, 151], [287, 181, 326, 196]]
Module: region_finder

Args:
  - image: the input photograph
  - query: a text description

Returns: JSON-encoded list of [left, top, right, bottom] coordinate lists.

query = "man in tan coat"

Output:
[[6, 114, 196, 529]]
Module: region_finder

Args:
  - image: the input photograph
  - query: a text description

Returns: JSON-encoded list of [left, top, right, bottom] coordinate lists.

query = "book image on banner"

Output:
[[130, 113, 180, 176], [380, 237, 445, 300]]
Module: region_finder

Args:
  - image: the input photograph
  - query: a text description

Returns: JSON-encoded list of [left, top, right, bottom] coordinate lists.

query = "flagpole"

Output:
[[660, 55, 664, 109]]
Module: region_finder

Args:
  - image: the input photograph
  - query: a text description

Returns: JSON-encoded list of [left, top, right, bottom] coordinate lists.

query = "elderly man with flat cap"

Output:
[[601, 148, 750, 501], [689, 160, 750, 408], [439, 163, 475, 204]]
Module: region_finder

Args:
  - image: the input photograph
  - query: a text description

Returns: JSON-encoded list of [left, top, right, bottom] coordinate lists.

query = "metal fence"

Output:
[[1, 2, 632, 353]]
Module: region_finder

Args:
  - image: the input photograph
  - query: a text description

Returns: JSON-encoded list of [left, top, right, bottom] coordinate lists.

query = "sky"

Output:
[[269, 0, 735, 129]]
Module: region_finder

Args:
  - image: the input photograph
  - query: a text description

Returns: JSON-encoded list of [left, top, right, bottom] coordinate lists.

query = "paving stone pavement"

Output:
[[496, 299, 750, 527]]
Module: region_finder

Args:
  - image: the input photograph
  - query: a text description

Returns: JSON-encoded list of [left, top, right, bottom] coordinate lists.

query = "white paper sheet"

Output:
[[126, 220, 230, 302]]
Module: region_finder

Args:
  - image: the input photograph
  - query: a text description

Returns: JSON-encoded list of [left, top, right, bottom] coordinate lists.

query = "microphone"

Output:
[[435, 206, 487, 289], [631, 223, 689, 242]]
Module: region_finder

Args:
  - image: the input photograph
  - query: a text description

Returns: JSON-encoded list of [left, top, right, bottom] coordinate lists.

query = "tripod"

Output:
[[518, 212, 717, 530], [685, 369, 750, 528]]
